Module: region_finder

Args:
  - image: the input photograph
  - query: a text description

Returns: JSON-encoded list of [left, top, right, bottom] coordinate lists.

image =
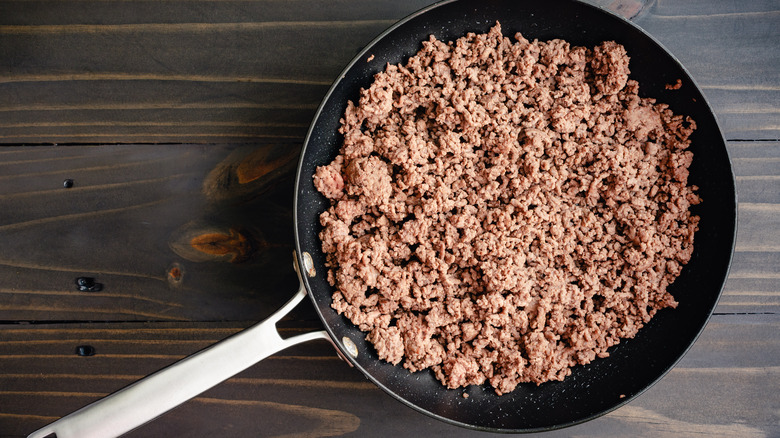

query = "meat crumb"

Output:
[[314, 23, 700, 395], [665, 78, 683, 90]]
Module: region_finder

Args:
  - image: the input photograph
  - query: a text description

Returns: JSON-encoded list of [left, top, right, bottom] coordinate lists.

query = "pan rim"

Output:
[[293, 0, 738, 432]]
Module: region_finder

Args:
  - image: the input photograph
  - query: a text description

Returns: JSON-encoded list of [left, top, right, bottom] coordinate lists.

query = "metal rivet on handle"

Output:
[[342, 337, 358, 358], [302, 252, 316, 277]]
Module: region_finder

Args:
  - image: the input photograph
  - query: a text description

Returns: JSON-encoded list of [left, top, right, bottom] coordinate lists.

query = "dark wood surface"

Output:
[[0, 0, 778, 437]]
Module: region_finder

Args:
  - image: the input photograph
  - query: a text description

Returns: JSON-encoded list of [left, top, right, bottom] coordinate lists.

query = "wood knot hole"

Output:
[[75, 345, 96, 356]]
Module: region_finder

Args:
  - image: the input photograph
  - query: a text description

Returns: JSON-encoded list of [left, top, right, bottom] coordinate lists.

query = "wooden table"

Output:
[[0, 0, 777, 436]]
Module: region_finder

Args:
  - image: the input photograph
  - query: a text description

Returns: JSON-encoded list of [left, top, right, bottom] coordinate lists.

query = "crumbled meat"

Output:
[[313, 155, 345, 200], [313, 23, 700, 395], [665, 78, 683, 90]]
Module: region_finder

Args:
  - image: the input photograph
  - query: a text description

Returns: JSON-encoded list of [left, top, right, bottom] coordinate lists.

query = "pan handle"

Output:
[[27, 252, 330, 438]]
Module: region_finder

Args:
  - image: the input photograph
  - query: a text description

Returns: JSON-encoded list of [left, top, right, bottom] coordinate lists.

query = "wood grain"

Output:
[[0, 317, 776, 437], [634, 1, 780, 140], [0, 0, 777, 143], [0, 0, 433, 144], [0, 141, 775, 322], [0, 144, 309, 323], [0, 0, 777, 437]]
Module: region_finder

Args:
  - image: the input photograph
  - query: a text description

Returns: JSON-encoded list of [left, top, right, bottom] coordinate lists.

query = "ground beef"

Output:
[[313, 23, 700, 395]]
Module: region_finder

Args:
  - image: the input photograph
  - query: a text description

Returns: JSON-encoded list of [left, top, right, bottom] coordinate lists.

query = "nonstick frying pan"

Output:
[[28, 0, 736, 436]]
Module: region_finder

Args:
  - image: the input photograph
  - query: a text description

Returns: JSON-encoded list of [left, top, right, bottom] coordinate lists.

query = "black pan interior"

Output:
[[294, 0, 736, 432]]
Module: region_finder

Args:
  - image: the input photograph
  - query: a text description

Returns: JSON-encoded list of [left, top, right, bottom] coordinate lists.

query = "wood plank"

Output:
[[0, 0, 432, 26], [652, 0, 780, 16], [735, 204, 780, 252], [634, 2, 780, 140], [722, 250, 780, 313], [0, 144, 311, 322], [639, 1, 780, 85], [0, 0, 433, 144], [0, 0, 776, 144], [0, 315, 776, 437], [693, 88, 780, 140], [0, 139, 775, 321], [0, 81, 324, 143]]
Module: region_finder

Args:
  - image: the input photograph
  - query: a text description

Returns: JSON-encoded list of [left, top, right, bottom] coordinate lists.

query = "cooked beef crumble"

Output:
[[313, 23, 700, 395]]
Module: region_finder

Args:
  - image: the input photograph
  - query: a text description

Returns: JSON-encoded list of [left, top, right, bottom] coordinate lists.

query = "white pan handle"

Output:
[[27, 253, 330, 438]]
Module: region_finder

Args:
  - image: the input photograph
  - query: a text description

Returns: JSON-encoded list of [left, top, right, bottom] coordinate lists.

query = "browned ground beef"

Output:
[[313, 23, 700, 395]]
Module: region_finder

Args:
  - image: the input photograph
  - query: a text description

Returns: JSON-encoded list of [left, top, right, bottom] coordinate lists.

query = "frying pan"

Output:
[[28, 0, 736, 436]]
